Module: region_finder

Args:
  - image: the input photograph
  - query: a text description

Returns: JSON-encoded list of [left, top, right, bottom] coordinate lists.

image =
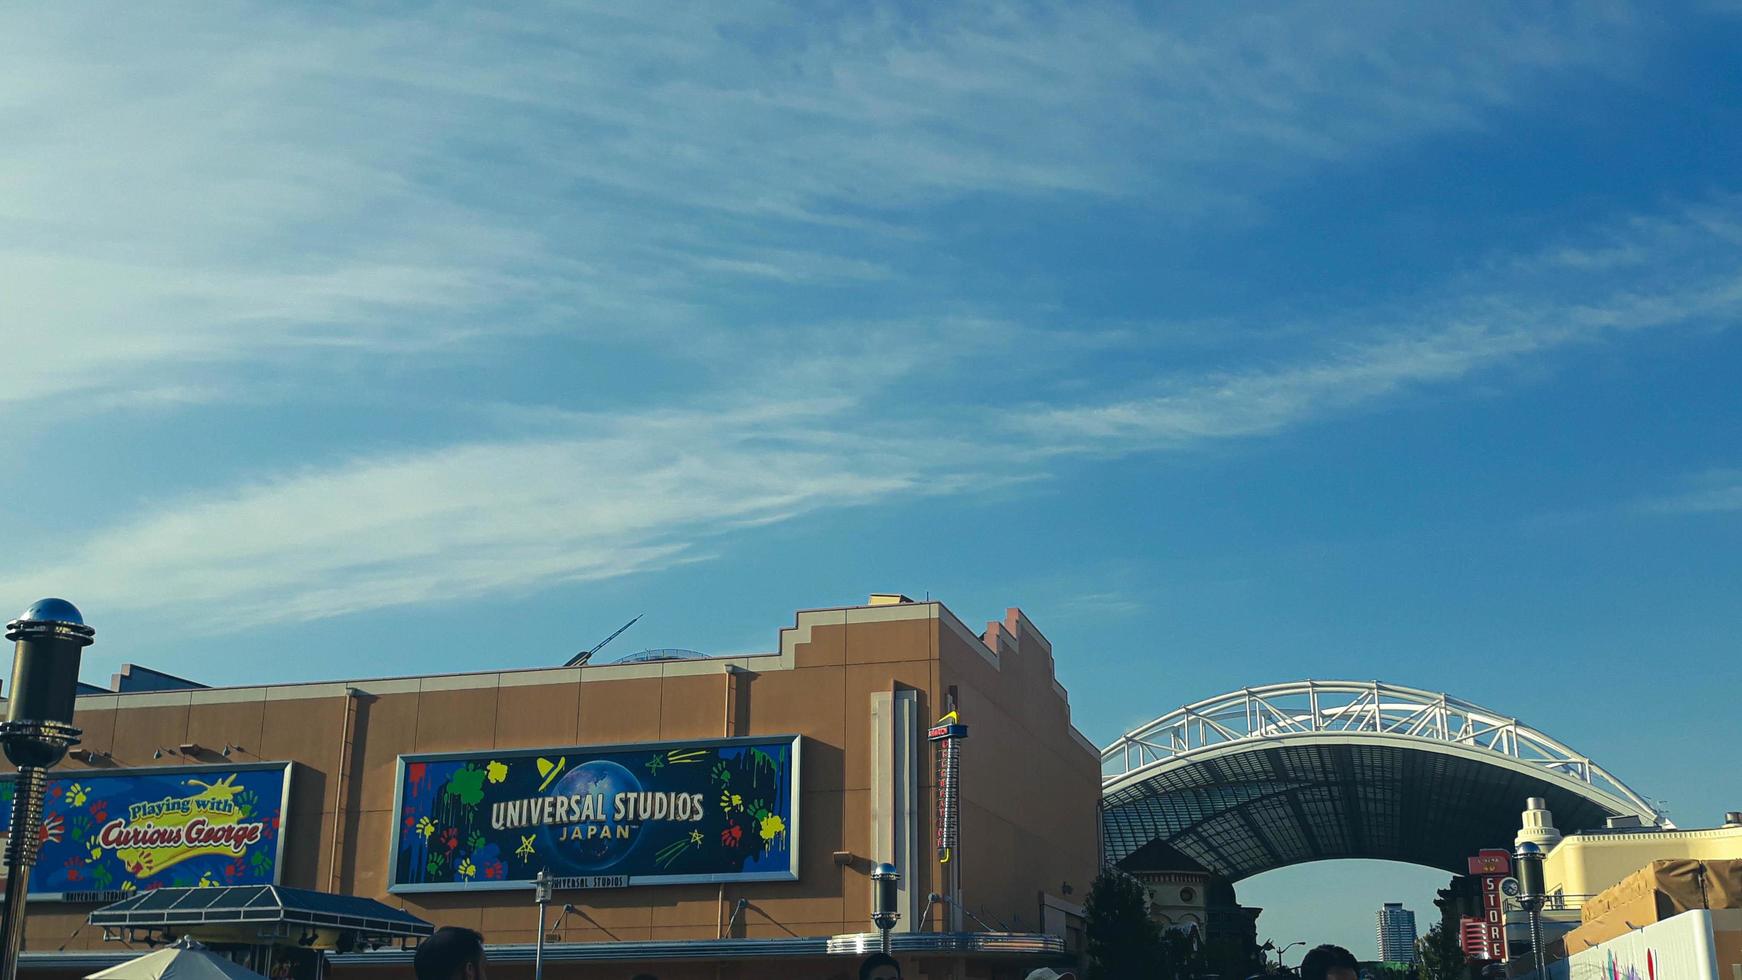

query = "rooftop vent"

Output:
[[1724, 812, 1742, 828]]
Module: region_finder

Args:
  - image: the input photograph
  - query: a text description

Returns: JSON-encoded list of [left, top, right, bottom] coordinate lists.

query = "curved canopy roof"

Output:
[[1101, 681, 1661, 881]]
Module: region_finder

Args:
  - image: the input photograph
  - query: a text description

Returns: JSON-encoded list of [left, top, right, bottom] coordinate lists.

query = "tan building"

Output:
[[1517, 799, 1742, 902], [5, 596, 1101, 980], [1505, 800, 1742, 974], [1135, 871, 1208, 935], [1120, 842, 1261, 966]]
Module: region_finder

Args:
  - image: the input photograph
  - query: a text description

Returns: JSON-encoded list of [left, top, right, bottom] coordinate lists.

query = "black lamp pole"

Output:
[[1513, 841, 1547, 978], [871, 863, 901, 955], [532, 870, 552, 980], [0, 599, 91, 980]]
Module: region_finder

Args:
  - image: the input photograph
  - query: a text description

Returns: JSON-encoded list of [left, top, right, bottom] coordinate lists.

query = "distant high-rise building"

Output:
[[1377, 902, 1418, 963]]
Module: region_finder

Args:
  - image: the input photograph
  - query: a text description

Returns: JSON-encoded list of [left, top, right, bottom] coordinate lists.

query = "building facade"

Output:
[[1542, 819, 1742, 900], [3, 596, 1102, 980], [1504, 800, 1742, 975], [1375, 903, 1416, 963], [1119, 839, 1261, 974]]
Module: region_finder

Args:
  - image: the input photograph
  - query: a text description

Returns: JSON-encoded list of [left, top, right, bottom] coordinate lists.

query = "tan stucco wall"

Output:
[[1546, 825, 1742, 897], [939, 608, 1102, 936]]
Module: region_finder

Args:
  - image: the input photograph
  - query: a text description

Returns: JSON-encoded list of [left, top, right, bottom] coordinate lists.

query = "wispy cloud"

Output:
[[1054, 592, 1146, 618], [18, 190, 1740, 630], [0, 399, 984, 629], [0, 3, 1645, 411], [3, 3, 1731, 631], [1639, 470, 1742, 515], [1007, 199, 1742, 454]]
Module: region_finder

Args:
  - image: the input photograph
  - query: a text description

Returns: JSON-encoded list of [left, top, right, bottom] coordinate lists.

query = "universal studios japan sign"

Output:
[[389, 735, 801, 892]]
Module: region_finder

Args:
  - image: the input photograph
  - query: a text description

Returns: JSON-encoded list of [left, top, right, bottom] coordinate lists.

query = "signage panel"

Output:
[[390, 735, 801, 892], [0, 763, 292, 900], [1464, 847, 1513, 961], [551, 875, 627, 889], [1468, 849, 1511, 876]]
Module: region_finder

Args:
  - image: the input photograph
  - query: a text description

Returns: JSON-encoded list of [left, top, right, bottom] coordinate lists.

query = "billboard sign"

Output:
[[0, 763, 292, 901], [390, 735, 801, 892]]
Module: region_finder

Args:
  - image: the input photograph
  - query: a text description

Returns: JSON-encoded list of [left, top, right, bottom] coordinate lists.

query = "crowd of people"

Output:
[[408, 925, 1360, 980]]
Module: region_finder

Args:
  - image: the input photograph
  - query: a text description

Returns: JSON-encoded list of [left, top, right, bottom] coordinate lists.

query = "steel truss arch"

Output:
[[1100, 680, 1661, 880]]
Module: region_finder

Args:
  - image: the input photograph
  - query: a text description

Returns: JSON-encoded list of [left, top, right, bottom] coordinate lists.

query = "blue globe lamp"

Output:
[[0, 599, 94, 980]]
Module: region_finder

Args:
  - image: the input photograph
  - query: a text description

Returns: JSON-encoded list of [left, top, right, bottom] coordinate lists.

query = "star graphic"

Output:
[[689, 830, 703, 846], [516, 835, 536, 860]]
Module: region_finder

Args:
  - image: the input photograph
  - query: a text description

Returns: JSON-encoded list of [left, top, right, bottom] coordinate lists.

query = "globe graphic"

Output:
[[540, 760, 643, 871]]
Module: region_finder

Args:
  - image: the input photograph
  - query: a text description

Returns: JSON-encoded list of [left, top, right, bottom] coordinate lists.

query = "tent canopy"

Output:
[[86, 937, 267, 980]]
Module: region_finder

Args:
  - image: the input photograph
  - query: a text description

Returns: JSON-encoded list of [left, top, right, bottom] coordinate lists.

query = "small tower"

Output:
[[1515, 796, 1563, 852]]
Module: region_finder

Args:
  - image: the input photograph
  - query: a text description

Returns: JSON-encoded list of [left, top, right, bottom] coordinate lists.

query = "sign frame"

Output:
[[0, 760, 295, 902], [387, 734, 802, 894]]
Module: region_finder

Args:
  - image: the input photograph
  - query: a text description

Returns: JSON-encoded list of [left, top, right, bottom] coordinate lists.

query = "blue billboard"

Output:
[[390, 735, 800, 892], [0, 762, 292, 901]]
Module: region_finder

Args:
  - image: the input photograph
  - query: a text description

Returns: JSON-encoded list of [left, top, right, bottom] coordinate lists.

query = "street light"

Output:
[[1513, 841, 1547, 978], [0, 599, 93, 980], [532, 870, 553, 980], [871, 863, 901, 955]]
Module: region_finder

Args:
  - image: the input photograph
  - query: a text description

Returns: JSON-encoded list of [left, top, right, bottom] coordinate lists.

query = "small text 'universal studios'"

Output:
[[490, 791, 707, 832]]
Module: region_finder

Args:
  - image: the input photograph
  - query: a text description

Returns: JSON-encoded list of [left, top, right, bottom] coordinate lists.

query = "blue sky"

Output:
[[4, 1, 1741, 959]]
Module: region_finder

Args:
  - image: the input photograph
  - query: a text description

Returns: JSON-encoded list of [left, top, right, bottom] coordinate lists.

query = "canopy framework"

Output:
[[90, 886, 432, 951], [1101, 681, 1662, 880]]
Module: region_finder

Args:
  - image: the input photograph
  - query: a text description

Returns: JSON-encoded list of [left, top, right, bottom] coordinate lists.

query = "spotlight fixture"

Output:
[[177, 742, 201, 755], [153, 749, 164, 760]]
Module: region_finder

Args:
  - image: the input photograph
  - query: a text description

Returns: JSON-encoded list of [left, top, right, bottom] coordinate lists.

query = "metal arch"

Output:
[[1101, 680, 1660, 822]]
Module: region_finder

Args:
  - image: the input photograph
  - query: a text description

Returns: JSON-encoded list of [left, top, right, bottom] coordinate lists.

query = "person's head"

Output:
[[414, 927, 487, 980], [858, 952, 901, 980], [1298, 944, 1359, 980]]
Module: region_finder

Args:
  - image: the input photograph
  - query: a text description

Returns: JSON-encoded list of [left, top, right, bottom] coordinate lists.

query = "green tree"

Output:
[[1160, 929, 1203, 977], [1084, 868, 1164, 980], [1415, 922, 1466, 980], [1201, 932, 1263, 979]]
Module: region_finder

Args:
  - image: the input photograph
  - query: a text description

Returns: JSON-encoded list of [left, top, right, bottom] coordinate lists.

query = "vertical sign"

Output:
[[1465, 849, 1512, 961], [927, 711, 967, 863]]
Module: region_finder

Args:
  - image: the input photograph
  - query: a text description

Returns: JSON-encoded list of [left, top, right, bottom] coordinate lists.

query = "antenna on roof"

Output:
[[567, 614, 642, 667]]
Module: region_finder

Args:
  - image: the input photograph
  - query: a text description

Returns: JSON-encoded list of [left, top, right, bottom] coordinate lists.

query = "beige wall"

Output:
[[1546, 826, 1742, 898], [19, 599, 1100, 954]]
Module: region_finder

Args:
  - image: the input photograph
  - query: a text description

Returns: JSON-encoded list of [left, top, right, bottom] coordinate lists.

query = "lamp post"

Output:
[[532, 870, 553, 980], [1274, 940, 1305, 968], [1513, 841, 1547, 979], [871, 863, 901, 955], [0, 599, 92, 980]]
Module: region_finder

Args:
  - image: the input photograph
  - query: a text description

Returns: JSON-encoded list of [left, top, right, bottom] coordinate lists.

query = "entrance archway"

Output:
[[1101, 681, 1660, 878]]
